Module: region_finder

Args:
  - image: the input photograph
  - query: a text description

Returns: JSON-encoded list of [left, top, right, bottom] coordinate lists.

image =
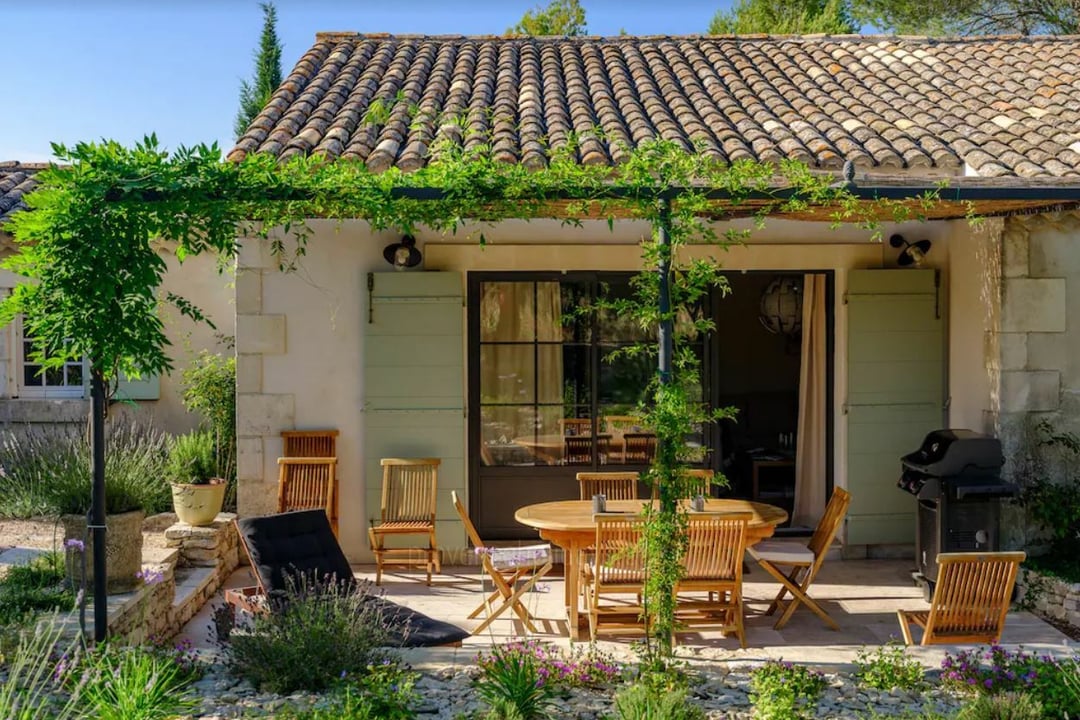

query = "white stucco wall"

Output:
[[0, 246, 234, 435], [237, 216, 969, 560]]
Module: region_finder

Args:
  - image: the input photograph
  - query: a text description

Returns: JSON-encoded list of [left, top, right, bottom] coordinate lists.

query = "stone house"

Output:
[[0, 161, 234, 436]]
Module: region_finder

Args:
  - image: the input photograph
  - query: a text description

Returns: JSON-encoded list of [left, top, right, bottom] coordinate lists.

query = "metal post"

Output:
[[90, 369, 107, 642], [656, 199, 675, 515]]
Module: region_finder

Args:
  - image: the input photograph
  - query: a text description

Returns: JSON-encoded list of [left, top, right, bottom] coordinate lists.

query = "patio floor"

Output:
[[178, 558, 1073, 671]]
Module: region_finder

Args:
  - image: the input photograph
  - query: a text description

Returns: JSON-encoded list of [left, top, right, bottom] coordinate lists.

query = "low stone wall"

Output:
[[1017, 566, 1080, 627], [106, 513, 240, 644]]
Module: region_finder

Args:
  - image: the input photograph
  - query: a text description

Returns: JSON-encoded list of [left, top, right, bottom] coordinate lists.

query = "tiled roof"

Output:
[[0, 162, 45, 225], [228, 34, 1080, 178]]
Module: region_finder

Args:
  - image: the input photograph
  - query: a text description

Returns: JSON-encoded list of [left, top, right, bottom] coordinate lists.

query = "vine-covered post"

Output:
[[90, 367, 107, 641]]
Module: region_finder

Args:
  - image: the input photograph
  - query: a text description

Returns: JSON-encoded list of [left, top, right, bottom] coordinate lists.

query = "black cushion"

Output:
[[236, 510, 468, 647]]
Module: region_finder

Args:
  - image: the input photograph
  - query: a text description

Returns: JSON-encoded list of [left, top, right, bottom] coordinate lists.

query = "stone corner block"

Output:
[[236, 354, 263, 394], [1002, 278, 1066, 333], [236, 436, 265, 481], [1001, 223, 1030, 278], [237, 394, 295, 437], [235, 268, 263, 315], [237, 237, 277, 271], [996, 332, 1028, 371], [1000, 370, 1061, 413], [237, 314, 286, 355]]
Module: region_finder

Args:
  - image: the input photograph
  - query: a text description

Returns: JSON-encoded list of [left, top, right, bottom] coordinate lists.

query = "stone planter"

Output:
[[171, 481, 226, 527], [61, 509, 144, 594]]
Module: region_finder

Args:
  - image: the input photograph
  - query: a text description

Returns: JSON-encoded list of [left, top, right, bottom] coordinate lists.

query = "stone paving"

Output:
[[177, 558, 1074, 672]]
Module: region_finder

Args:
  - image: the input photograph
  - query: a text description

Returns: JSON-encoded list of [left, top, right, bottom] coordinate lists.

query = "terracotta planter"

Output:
[[61, 510, 144, 595], [171, 480, 226, 526]]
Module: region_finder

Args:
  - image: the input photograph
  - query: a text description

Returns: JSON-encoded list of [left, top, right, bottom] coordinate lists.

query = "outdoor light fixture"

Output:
[[759, 276, 802, 336], [383, 235, 422, 270], [890, 234, 932, 267]]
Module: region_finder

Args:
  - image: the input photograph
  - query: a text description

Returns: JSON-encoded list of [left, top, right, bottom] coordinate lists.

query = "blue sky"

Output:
[[3, 0, 741, 162]]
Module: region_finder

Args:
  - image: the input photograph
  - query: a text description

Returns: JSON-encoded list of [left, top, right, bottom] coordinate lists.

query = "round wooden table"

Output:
[[514, 498, 788, 640]]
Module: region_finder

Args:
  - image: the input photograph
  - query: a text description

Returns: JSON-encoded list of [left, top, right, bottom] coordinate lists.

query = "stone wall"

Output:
[[991, 212, 1080, 549], [1017, 567, 1080, 628], [106, 513, 240, 644]]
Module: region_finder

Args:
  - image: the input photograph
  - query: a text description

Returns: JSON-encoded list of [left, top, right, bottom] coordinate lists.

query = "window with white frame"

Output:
[[16, 318, 86, 398]]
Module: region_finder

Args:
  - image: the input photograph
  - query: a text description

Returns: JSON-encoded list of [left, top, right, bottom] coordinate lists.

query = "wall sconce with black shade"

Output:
[[889, 234, 932, 267], [383, 235, 422, 270]]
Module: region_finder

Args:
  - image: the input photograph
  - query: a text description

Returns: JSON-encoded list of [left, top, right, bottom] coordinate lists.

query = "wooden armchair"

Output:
[[277, 457, 338, 537], [577, 471, 640, 500], [368, 458, 441, 585], [583, 513, 648, 641], [897, 551, 1025, 645], [281, 429, 339, 458], [675, 512, 751, 647]]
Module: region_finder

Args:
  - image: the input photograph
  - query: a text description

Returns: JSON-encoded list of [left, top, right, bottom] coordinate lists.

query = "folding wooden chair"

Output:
[[277, 457, 338, 537], [451, 491, 552, 634], [897, 551, 1025, 646], [583, 513, 648, 641], [623, 432, 657, 463], [368, 458, 441, 586], [281, 429, 339, 458], [675, 512, 751, 647], [577, 471, 640, 500], [749, 487, 851, 630]]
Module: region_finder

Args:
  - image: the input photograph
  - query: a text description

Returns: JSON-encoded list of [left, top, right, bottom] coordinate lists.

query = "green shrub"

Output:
[[955, 692, 1043, 720], [854, 642, 926, 691], [71, 643, 197, 720], [0, 418, 170, 517], [0, 551, 75, 625], [749, 660, 826, 720], [165, 430, 217, 484], [0, 615, 84, 720], [262, 663, 418, 720], [611, 674, 705, 720], [473, 641, 557, 720], [475, 638, 622, 690], [181, 350, 236, 506], [223, 575, 397, 694]]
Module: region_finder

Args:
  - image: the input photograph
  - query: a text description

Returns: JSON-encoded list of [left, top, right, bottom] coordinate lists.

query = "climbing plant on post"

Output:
[[1, 131, 933, 648]]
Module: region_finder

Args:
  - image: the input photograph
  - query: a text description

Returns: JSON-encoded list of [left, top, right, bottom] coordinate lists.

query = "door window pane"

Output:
[[480, 345, 535, 404], [480, 282, 535, 342]]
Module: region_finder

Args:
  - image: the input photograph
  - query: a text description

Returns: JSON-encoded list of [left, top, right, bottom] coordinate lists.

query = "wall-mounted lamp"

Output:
[[889, 234, 932, 267], [383, 235, 422, 270]]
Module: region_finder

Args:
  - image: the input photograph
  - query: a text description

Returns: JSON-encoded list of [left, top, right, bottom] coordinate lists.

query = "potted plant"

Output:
[[167, 430, 226, 526]]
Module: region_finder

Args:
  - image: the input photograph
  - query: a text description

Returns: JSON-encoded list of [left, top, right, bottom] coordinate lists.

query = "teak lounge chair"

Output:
[[276, 457, 338, 537], [675, 512, 751, 648], [368, 458, 441, 585], [897, 551, 1025, 646], [225, 509, 469, 647], [749, 487, 851, 630], [451, 491, 552, 634]]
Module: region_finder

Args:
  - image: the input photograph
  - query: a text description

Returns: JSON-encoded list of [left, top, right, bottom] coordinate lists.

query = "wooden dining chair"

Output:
[[277, 457, 338, 537], [897, 551, 1025, 646], [564, 436, 594, 465], [602, 415, 639, 433], [368, 458, 441, 586], [675, 512, 751, 648], [559, 418, 593, 436], [577, 471, 640, 500], [281, 429, 339, 458], [623, 432, 657, 463], [583, 513, 648, 641], [749, 487, 851, 630], [451, 491, 552, 634], [685, 469, 715, 498]]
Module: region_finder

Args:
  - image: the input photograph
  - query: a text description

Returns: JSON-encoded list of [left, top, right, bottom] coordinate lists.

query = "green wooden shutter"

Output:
[[846, 269, 944, 545], [363, 272, 465, 553]]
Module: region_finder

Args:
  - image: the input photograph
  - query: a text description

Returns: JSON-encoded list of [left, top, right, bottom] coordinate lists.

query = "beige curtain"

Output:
[[479, 282, 563, 464], [793, 274, 827, 527]]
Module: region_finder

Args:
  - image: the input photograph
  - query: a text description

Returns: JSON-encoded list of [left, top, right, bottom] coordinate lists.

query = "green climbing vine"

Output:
[[0, 130, 941, 658]]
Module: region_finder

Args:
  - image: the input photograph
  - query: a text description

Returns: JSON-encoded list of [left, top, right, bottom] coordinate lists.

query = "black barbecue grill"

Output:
[[898, 430, 1017, 593]]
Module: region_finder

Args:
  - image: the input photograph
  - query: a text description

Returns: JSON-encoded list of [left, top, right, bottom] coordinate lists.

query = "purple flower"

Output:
[[984, 679, 994, 689], [135, 568, 165, 585], [65, 538, 85, 551]]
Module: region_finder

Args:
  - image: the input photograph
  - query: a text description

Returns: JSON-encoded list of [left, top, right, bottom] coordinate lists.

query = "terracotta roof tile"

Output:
[[0, 162, 46, 226], [229, 34, 1080, 178]]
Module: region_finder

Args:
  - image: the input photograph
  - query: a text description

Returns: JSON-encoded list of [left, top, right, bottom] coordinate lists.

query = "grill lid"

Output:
[[901, 429, 1004, 477]]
